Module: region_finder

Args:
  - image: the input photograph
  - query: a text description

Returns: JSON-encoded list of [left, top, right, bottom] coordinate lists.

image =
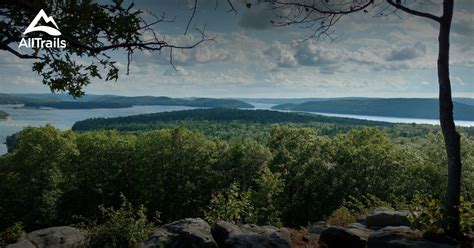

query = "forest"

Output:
[[71, 108, 474, 140], [1, 109, 473, 242]]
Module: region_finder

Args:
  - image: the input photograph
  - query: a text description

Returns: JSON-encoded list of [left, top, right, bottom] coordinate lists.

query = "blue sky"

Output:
[[0, 0, 472, 98]]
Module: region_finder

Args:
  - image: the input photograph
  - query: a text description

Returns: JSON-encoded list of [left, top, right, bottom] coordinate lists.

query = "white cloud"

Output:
[[386, 42, 427, 61]]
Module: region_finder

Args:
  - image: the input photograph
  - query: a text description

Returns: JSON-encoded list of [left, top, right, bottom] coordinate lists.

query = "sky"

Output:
[[0, 0, 473, 98]]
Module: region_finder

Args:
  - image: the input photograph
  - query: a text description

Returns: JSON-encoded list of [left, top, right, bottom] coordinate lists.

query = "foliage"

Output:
[[250, 167, 284, 226], [459, 198, 474, 235], [0, 125, 78, 229], [0, 1, 205, 96], [343, 195, 394, 217], [205, 182, 254, 225], [0, 122, 473, 233], [0, 222, 25, 246], [326, 207, 356, 227], [81, 196, 155, 248], [133, 127, 219, 222], [409, 194, 474, 235], [72, 108, 393, 132], [409, 194, 448, 233]]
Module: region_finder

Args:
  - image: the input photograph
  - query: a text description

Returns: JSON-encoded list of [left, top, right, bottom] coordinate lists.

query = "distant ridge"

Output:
[[271, 98, 474, 121], [0, 93, 253, 109], [241, 97, 474, 106]]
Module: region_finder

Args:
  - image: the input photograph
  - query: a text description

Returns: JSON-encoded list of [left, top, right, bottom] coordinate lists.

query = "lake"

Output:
[[0, 103, 473, 155]]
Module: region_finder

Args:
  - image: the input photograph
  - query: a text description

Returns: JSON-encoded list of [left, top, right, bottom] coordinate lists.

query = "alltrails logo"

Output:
[[19, 9, 66, 49]]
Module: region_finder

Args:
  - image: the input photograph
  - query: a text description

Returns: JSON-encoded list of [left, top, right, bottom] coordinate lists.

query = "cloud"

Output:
[[386, 42, 427, 61], [452, 10, 474, 36], [263, 41, 386, 74], [451, 76, 466, 86], [163, 66, 192, 77], [264, 42, 298, 68]]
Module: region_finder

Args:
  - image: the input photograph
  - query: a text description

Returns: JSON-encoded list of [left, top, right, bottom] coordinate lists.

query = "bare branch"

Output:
[[273, 0, 374, 15], [0, 44, 39, 59], [185, 0, 198, 35], [226, 0, 237, 15], [386, 0, 441, 22]]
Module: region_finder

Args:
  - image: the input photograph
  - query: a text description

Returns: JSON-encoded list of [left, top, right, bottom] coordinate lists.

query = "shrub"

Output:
[[0, 222, 25, 246], [409, 194, 444, 233], [205, 182, 254, 224], [344, 194, 394, 216], [409, 194, 474, 235], [326, 207, 356, 226], [81, 197, 155, 248]]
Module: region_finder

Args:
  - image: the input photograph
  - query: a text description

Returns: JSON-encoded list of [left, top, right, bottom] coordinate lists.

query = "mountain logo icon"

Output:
[[24, 9, 61, 36]]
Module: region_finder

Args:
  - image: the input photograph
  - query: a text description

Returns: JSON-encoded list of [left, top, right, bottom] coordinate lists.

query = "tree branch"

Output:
[[0, 44, 39, 59], [273, 0, 374, 15], [386, 0, 441, 22], [184, 0, 198, 35]]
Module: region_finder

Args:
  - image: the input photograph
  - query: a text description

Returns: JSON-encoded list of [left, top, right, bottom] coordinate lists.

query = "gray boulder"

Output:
[[318, 225, 372, 248], [367, 226, 455, 248], [142, 218, 217, 248], [365, 208, 411, 229], [307, 221, 330, 234], [6, 226, 85, 248], [211, 221, 291, 248]]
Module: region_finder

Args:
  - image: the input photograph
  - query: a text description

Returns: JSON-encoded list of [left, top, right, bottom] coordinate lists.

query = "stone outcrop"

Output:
[[5, 213, 467, 248], [318, 226, 367, 248], [367, 226, 455, 248], [6, 226, 85, 248], [142, 218, 218, 248], [364, 208, 411, 229], [211, 221, 291, 248], [312, 208, 459, 248]]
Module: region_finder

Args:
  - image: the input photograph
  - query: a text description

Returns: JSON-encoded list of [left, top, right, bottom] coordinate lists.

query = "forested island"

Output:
[[272, 98, 474, 121], [72, 108, 474, 139], [0, 111, 8, 119], [72, 108, 392, 131]]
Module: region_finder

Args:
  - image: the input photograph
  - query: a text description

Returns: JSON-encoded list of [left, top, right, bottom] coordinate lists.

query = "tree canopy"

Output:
[[0, 0, 210, 96]]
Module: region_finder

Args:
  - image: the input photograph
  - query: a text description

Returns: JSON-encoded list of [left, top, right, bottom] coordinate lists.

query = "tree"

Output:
[[0, 125, 78, 229], [0, 0, 210, 97], [253, 0, 462, 238]]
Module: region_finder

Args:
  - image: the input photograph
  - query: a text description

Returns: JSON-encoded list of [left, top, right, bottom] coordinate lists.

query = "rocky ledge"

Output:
[[6, 208, 472, 248]]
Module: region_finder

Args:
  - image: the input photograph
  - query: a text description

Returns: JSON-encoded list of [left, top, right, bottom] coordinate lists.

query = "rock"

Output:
[[364, 208, 411, 229], [5, 240, 36, 248], [356, 215, 367, 224], [367, 226, 455, 248], [307, 221, 330, 234], [6, 226, 85, 248], [318, 226, 371, 248], [211, 221, 291, 248], [142, 218, 217, 248], [211, 221, 243, 247]]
